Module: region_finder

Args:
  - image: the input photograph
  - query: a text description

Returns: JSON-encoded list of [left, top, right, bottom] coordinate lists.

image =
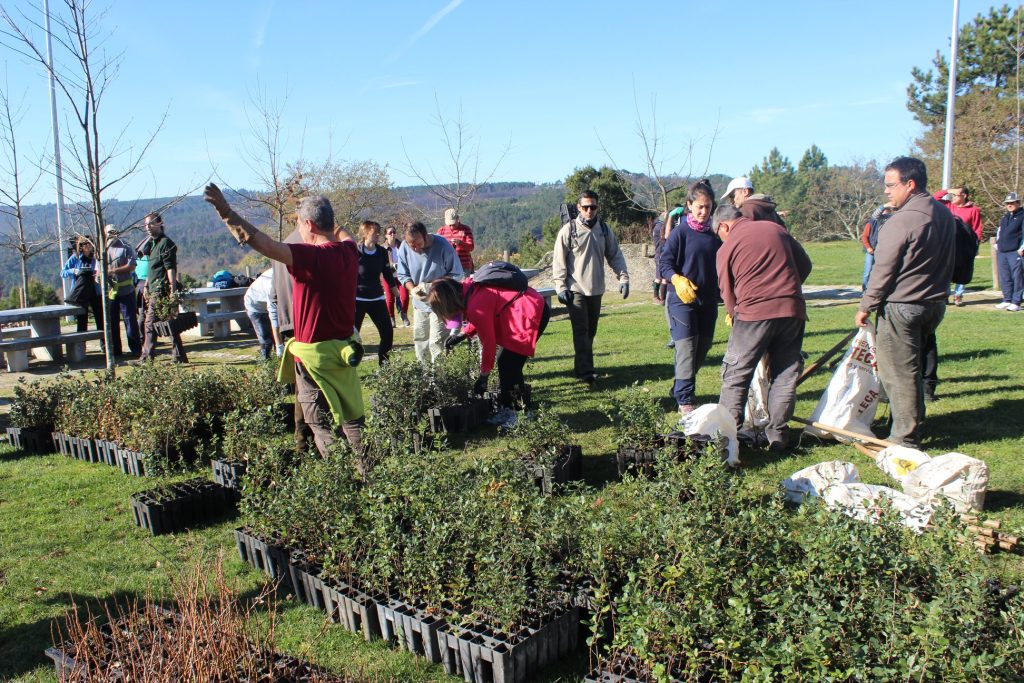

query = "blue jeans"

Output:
[[106, 287, 140, 356], [247, 310, 274, 359], [862, 252, 874, 290], [997, 250, 1023, 304]]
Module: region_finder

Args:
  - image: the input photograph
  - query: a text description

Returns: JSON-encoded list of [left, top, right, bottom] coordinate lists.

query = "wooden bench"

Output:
[[0, 330, 104, 371]]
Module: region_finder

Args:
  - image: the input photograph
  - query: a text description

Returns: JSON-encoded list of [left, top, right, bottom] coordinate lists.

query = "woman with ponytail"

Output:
[[656, 179, 721, 420]]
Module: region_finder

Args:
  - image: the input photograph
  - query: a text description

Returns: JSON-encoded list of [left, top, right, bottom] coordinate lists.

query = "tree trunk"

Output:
[[18, 253, 28, 308]]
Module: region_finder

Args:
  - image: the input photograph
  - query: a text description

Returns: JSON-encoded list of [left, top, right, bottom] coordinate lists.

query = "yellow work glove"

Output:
[[671, 274, 698, 304], [725, 313, 733, 327]]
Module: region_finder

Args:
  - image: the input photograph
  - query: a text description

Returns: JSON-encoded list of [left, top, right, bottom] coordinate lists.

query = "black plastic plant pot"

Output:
[[51, 431, 69, 456], [234, 527, 290, 585], [437, 607, 581, 683], [155, 311, 198, 338], [376, 594, 447, 663], [130, 479, 233, 536], [583, 653, 687, 683], [320, 576, 382, 642], [6, 427, 52, 454], [527, 445, 584, 495]]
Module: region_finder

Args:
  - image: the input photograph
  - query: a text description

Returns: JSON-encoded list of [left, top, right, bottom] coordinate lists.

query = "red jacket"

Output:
[[437, 223, 475, 272], [934, 189, 983, 240], [460, 279, 545, 374]]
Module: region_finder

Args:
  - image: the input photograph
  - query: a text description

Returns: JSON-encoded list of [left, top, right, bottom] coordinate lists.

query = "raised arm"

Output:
[[204, 183, 294, 266]]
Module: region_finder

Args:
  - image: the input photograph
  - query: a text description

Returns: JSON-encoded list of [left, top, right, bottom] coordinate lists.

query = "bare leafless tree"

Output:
[[233, 84, 306, 241], [600, 86, 719, 217], [1, 0, 166, 373], [0, 78, 53, 307], [401, 95, 510, 216]]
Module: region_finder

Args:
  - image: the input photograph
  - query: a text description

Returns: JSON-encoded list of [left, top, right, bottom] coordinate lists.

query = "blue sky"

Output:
[[0, 0, 996, 203]]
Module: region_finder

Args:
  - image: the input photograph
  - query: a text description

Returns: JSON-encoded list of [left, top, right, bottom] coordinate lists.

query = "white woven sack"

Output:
[[821, 483, 934, 531], [682, 404, 741, 467], [782, 460, 860, 503], [804, 324, 885, 442], [875, 445, 932, 483], [901, 453, 989, 513], [739, 356, 770, 441]]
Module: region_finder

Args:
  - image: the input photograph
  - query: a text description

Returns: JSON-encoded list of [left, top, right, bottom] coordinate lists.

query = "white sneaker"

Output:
[[1007, 304, 1021, 312], [995, 301, 1011, 309]]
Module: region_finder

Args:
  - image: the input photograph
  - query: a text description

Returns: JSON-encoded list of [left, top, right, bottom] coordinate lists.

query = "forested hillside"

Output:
[[0, 182, 566, 298]]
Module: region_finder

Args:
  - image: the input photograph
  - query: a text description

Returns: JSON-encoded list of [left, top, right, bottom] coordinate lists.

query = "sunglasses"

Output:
[[579, 204, 598, 211]]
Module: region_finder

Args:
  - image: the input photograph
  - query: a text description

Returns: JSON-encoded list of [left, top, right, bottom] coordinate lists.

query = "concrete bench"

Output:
[[0, 330, 104, 371], [1, 326, 32, 339], [199, 310, 253, 339]]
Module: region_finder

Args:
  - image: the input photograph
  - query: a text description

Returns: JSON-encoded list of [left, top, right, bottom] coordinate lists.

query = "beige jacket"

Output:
[[859, 192, 954, 312], [552, 219, 629, 296]]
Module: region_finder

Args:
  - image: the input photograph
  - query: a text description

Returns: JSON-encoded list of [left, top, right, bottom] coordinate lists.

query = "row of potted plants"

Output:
[[6, 359, 289, 474]]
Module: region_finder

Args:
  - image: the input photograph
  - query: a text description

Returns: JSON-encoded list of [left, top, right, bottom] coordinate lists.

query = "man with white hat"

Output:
[[104, 224, 141, 357], [437, 207, 475, 274], [721, 175, 787, 228], [994, 191, 1024, 311]]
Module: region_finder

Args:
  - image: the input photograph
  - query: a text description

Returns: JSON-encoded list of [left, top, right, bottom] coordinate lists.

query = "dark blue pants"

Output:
[[106, 286, 140, 357], [997, 250, 1023, 304], [667, 299, 717, 407]]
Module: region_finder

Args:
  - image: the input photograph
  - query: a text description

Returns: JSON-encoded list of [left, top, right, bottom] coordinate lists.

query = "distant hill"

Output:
[[0, 181, 566, 295]]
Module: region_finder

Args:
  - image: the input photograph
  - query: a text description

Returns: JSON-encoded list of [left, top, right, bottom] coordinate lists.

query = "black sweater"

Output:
[[356, 244, 398, 299]]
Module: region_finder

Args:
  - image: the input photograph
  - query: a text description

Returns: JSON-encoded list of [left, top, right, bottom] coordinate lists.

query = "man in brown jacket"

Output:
[[713, 205, 811, 452], [856, 157, 954, 448], [721, 176, 787, 228]]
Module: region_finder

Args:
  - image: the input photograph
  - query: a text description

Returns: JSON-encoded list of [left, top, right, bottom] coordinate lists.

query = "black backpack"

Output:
[[951, 216, 979, 285], [467, 261, 529, 314], [559, 202, 579, 228]]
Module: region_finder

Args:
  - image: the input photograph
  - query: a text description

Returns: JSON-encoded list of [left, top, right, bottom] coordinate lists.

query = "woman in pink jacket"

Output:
[[427, 276, 550, 427]]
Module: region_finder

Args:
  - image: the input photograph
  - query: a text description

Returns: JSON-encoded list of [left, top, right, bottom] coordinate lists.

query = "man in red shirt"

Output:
[[933, 185, 983, 306], [203, 184, 364, 457], [437, 208, 475, 274], [713, 204, 812, 453]]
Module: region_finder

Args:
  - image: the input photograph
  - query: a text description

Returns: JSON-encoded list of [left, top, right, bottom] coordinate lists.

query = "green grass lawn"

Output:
[[2, 241, 1022, 681]]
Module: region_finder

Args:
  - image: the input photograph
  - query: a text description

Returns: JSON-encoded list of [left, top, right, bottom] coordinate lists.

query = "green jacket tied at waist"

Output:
[[277, 336, 365, 425]]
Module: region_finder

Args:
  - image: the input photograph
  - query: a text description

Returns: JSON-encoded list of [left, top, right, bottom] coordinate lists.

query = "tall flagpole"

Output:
[[43, 0, 68, 299], [941, 0, 960, 190]]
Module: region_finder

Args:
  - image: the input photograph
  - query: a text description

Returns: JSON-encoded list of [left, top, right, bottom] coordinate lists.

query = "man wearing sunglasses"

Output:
[[552, 190, 630, 386]]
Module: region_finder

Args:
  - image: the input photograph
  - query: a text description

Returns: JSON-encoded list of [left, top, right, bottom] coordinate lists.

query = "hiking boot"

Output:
[[953, 295, 964, 307]]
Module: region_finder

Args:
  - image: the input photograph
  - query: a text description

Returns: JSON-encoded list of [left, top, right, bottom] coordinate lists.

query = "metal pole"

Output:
[[941, 0, 961, 190], [44, 0, 69, 300]]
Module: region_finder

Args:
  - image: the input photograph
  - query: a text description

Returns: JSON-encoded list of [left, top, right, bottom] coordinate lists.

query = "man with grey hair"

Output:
[[713, 203, 811, 453], [203, 184, 366, 461]]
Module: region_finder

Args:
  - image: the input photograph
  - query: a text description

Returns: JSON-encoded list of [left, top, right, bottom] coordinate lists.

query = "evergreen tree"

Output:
[[748, 148, 797, 205], [907, 4, 1023, 125]]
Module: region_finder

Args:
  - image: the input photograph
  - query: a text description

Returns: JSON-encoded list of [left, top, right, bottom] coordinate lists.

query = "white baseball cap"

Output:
[[721, 176, 754, 200]]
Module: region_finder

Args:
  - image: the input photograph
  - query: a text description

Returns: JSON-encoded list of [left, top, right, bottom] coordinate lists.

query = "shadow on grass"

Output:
[[939, 349, 1009, 363], [0, 588, 142, 679], [925, 399, 1024, 452]]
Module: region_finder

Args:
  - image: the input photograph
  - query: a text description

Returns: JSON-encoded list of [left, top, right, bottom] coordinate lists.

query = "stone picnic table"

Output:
[[179, 287, 252, 339], [0, 303, 95, 370]]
